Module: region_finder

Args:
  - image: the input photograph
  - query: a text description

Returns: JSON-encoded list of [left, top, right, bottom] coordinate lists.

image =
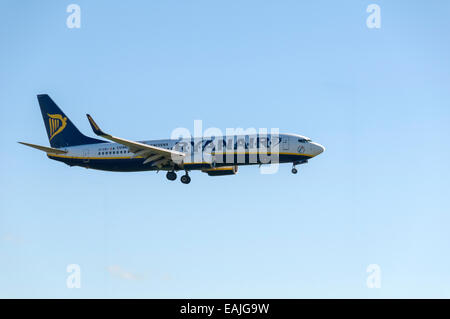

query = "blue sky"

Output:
[[1, 0, 449, 298]]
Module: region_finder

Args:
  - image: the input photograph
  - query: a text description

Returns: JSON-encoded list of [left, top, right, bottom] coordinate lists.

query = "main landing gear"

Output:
[[166, 170, 191, 184], [180, 173, 191, 184], [166, 171, 177, 181]]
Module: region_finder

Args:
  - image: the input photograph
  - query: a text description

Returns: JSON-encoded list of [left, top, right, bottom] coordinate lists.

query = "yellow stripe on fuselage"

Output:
[[47, 151, 313, 162], [48, 154, 138, 160], [212, 151, 313, 157]]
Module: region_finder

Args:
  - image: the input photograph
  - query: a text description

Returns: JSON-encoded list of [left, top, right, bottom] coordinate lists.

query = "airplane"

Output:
[[19, 94, 325, 184]]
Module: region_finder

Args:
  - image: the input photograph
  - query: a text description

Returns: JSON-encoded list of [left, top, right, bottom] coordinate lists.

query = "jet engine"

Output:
[[202, 166, 238, 176]]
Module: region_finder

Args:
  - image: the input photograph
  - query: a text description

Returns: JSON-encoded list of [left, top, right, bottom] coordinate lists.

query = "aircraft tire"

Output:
[[181, 175, 191, 184], [166, 171, 177, 181]]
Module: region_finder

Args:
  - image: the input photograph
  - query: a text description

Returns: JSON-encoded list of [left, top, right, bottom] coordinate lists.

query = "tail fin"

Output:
[[37, 94, 105, 148]]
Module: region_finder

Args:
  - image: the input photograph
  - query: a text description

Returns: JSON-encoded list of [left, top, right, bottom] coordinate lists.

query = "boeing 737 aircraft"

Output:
[[20, 95, 325, 184]]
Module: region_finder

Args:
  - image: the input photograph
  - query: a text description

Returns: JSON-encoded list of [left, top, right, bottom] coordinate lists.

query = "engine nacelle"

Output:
[[202, 166, 238, 176]]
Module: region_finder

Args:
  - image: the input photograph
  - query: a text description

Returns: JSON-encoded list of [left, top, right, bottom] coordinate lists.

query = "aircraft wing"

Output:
[[86, 114, 185, 167]]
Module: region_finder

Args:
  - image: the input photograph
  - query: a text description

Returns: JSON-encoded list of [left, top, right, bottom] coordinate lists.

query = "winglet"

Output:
[[86, 114, 106, 136]]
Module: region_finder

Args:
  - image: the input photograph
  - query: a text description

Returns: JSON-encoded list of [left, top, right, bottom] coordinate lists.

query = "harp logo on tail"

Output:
[[48, 113, 68, 141]]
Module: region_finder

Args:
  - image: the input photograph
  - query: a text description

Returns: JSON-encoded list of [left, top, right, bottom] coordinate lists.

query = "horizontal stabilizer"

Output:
[[18, 142, 68, 154]]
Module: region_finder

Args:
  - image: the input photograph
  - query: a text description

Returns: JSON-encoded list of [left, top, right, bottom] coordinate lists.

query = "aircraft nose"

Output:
[[310, 142, 325, 156]]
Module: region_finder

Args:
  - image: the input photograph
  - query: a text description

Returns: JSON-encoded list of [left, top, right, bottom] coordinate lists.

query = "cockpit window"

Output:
[[298, 138, 311, 143]]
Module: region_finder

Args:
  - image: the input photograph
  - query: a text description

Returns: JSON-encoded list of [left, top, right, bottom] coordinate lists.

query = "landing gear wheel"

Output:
[[291, 167, 298, 174], [166, 171, 177, 181], [180, 175, 191, 184]]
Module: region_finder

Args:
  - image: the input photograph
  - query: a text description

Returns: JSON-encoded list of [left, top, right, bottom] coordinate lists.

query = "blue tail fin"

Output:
[[37, 94, 105, 148]]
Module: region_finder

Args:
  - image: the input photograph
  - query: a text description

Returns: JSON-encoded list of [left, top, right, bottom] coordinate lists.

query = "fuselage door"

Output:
[[282, 137, 289, 151], [83, 149, 90, 163]]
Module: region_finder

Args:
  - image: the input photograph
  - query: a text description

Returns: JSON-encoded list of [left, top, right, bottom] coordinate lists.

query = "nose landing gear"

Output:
[[292, 160, 307, 174]]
